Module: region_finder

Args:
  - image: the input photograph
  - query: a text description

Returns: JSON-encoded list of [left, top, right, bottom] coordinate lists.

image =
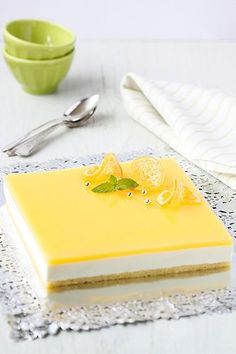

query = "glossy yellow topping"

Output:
[[4, 158, 233, 265]]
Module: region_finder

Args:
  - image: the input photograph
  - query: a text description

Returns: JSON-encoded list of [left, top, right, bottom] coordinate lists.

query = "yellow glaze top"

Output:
[[4, 158, 233, 265]]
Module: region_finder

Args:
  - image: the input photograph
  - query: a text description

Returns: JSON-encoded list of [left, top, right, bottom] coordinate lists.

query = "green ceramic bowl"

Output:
[[3, 48, 74, 94], [4, 19, 76, 60]]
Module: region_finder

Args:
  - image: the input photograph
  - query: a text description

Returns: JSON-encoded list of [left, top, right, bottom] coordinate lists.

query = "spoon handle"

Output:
[[2, 118, 63, 155], [9, 123, 64, 157]]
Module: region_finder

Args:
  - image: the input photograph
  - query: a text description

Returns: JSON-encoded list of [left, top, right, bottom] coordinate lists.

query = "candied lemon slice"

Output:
[[82, 153, 123, 183], [157, 178, 179, 206], [181, 185, 202, 205], [157, 178, 201, 207], [131, 156, 164, 191]]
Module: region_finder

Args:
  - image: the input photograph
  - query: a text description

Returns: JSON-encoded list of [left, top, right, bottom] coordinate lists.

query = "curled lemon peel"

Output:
[[82, 153, 123, 184], [157, 178, 201, 207]]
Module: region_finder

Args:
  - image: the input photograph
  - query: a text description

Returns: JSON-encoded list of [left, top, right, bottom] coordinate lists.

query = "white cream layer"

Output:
[[4, 182, 233, 286]]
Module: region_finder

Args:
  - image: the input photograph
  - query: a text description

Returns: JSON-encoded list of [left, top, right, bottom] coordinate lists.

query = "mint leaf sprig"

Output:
[[92, 175, 139, 193]]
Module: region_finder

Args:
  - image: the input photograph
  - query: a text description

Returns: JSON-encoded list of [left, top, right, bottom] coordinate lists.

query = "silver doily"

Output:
[[0, 148, 236, 341]]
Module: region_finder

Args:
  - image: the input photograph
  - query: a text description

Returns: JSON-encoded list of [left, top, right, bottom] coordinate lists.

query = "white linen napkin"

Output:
[[121, 73, 236, 190]]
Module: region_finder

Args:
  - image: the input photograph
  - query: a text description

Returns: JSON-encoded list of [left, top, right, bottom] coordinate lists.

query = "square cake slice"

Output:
[[3, 154, 233, 291]]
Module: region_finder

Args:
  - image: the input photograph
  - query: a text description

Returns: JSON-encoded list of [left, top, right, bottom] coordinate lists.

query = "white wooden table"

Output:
[[1, 40, 236, 353]]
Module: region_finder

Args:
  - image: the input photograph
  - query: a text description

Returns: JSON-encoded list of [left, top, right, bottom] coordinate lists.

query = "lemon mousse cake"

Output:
[[3, 154, 233, 290]]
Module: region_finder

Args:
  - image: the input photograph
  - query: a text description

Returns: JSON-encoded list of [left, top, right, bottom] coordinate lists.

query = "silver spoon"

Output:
[[2, 94, 99, 157]]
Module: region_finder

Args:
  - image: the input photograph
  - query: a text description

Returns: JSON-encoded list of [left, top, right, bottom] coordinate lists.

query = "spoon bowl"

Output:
[[64, 108, 96, 128], [64, 94, 99, 119], [64, 94, 99, 127]]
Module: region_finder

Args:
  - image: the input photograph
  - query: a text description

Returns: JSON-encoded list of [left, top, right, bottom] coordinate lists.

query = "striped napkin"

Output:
[[121, 73, 236, 190]]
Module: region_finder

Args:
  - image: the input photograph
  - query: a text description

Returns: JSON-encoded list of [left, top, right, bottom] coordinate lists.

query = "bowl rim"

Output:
[[4, 19, 76, 49], [3, 47, 75, 64]]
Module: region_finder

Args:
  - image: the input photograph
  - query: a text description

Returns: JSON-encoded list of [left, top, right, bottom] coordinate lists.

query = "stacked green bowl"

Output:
[[3, 19, 76, 94]]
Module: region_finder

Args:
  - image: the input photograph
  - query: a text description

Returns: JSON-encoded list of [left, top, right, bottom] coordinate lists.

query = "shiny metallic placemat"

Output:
[[0, 148, 236, 341]]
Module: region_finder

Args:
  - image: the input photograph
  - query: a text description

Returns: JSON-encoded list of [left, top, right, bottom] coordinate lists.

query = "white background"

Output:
[[1, 1, 236, 353], [1, 40, 236, 353], [1, 0, 236, 40]]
